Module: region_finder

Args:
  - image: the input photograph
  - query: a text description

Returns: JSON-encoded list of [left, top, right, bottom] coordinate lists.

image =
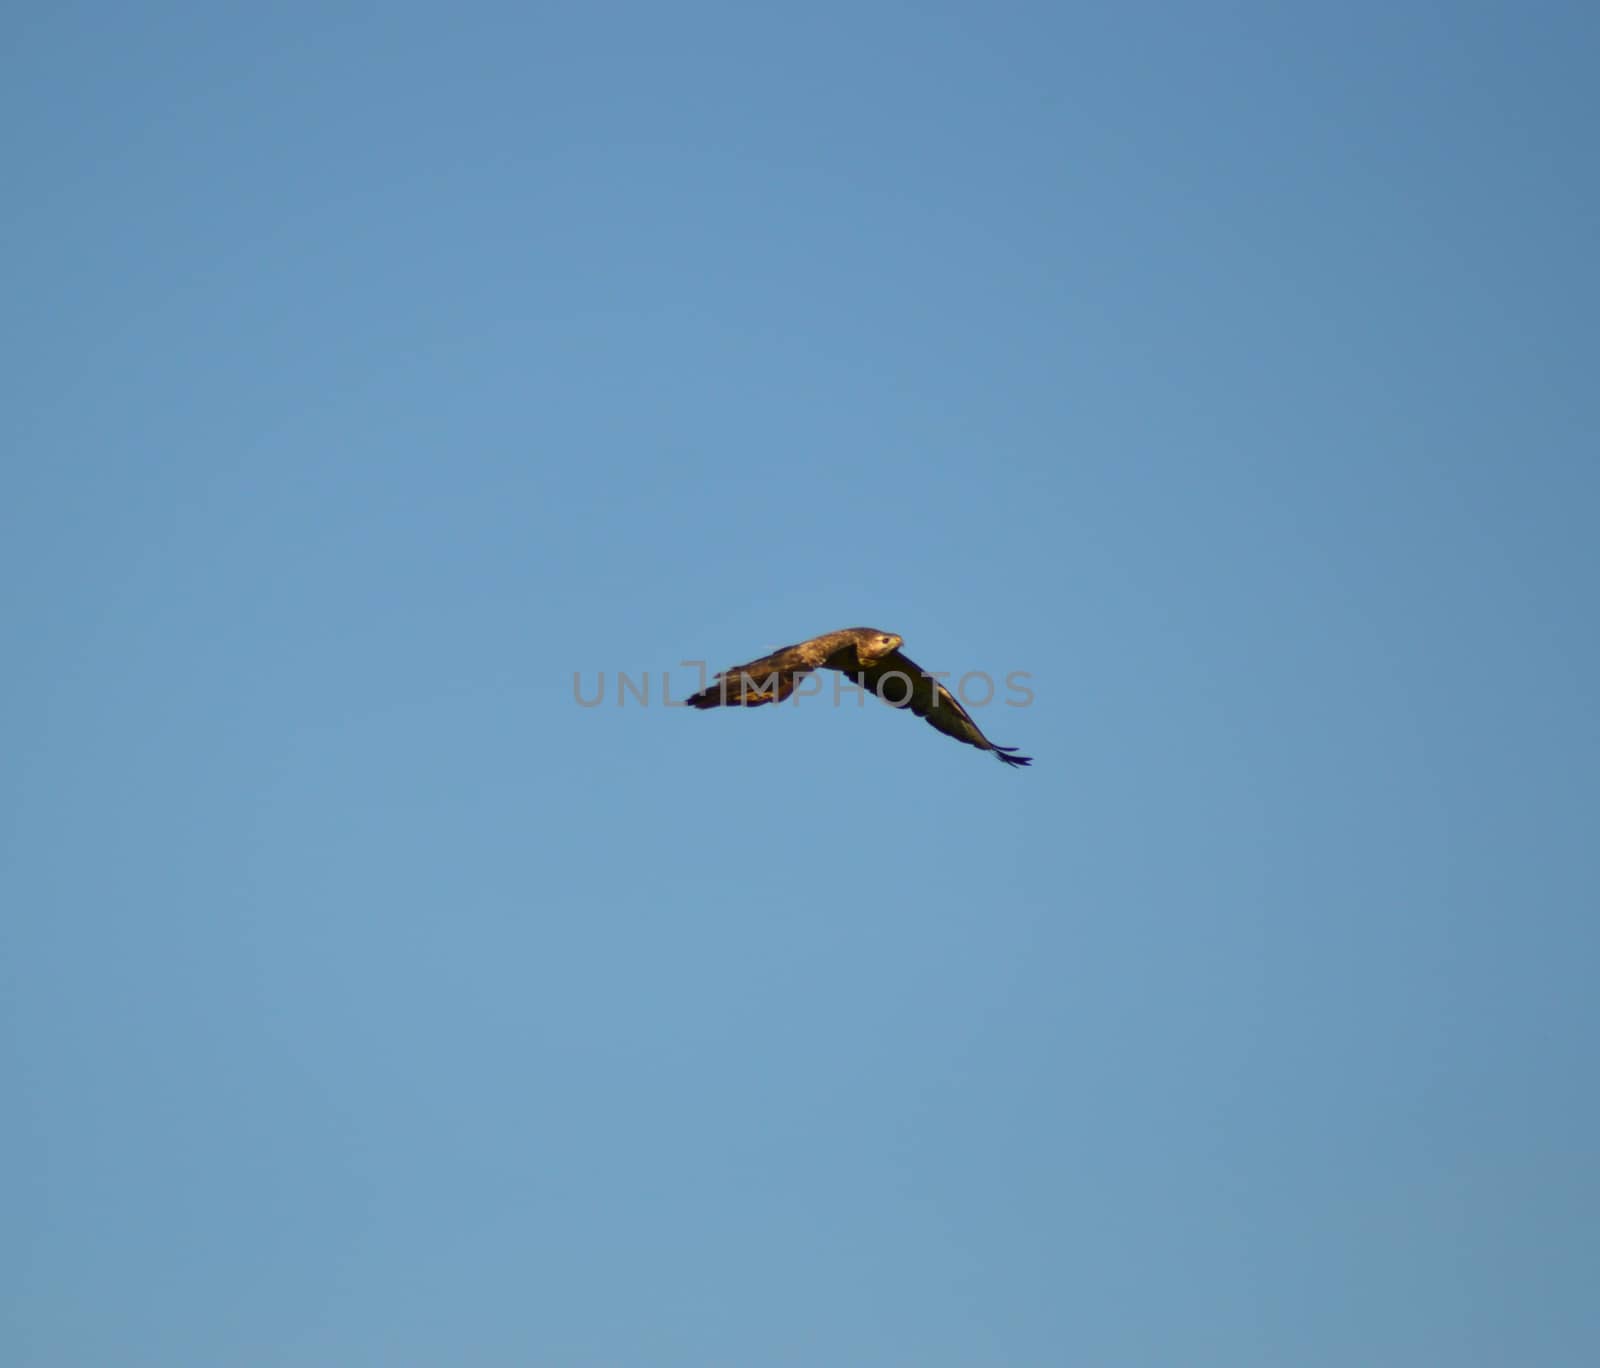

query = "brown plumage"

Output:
[[686, 626, 1032, 767]]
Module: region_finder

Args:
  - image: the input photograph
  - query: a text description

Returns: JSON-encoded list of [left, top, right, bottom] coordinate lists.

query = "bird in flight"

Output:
[[686, 626, 1032, 767]]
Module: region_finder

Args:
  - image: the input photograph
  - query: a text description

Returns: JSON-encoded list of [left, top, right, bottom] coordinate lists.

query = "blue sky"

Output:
[[4, 2, 1597, 1363]]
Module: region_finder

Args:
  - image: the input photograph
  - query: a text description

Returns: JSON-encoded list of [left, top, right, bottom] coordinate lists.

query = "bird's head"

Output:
[[857, 629, 903, 663]]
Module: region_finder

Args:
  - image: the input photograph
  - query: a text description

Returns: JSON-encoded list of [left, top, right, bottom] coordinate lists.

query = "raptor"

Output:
[[686, 626, 1032, 767]]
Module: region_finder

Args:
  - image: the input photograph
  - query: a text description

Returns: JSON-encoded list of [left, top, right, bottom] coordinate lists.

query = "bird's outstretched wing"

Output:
[[685, 641, 814, 708], [857, 650, 1032, 766]]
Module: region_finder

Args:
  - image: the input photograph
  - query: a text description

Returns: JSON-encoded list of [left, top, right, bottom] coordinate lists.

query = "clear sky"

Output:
[[4, 2, 1597, 1364]]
